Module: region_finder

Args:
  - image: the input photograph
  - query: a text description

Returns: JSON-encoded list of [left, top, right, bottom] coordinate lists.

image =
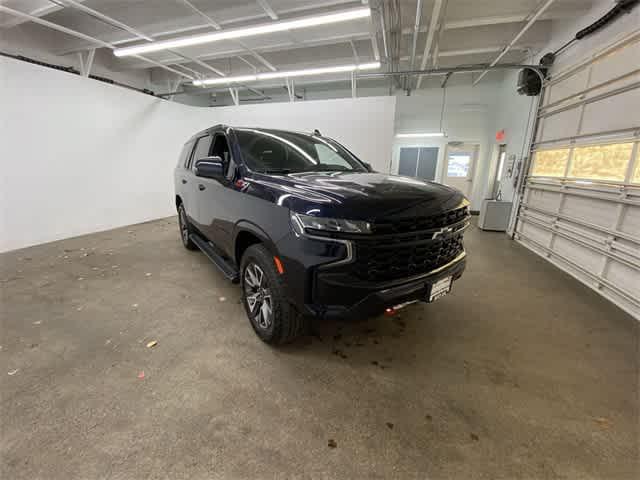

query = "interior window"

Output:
[[447, 154, 471, 177]]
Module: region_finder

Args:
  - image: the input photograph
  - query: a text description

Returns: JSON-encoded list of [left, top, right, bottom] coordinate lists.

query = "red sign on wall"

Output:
[[496, 129, 505, 142]]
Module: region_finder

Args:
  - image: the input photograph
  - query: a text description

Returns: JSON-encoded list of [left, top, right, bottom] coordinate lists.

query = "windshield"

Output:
[[234, 129, 367, 174]]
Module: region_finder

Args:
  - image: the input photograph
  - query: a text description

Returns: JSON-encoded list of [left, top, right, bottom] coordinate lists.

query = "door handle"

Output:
[[181, 179, 187, 184], [198, 184, 206, 191]]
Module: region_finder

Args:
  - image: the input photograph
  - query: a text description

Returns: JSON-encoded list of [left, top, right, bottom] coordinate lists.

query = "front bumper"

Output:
[[304, 251, 466, 320]]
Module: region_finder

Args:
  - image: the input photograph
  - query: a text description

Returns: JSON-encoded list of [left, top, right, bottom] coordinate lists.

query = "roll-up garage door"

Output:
[[514, 32, 640, 320]]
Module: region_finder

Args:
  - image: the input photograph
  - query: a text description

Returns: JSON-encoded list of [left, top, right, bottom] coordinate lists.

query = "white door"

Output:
[[513, 34, 640, 320], [443, 144, 477, 197]]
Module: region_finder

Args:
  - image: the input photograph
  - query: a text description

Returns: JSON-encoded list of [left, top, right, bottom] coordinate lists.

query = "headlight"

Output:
[[291, 212, 372, 235]]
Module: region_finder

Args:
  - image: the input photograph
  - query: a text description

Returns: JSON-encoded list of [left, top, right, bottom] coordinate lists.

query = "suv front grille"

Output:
[[347, 207, 469, 282], [371, 207, 469, 234]]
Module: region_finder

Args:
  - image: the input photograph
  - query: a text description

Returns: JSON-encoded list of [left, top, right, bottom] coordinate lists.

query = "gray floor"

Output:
[[1, 218, 638, 480]]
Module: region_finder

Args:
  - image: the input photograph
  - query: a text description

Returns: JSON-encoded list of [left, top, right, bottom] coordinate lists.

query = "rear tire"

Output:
[[178, 203, 197, 250], [240, 244, 307, 344]]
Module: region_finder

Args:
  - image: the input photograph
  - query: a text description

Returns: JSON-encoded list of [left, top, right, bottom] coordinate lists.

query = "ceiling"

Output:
[[1, 0, 596, 92]]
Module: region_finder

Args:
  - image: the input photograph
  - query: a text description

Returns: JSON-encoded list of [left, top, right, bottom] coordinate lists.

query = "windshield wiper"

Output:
[[263, 168, 292, 174]]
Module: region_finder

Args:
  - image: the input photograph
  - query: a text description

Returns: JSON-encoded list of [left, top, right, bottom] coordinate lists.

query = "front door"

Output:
[[443, 144, 477, 197], [198, 134, 235, 254]]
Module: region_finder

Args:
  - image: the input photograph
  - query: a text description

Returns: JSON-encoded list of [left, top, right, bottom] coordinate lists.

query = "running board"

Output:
[[189, 233, 239, 283]]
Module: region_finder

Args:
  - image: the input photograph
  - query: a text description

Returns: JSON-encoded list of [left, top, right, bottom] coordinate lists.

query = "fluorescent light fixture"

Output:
[[114, 7, 370, 57], [192, 62, 381, 86], [395, 132, 445, 138], [194, 74, 258, 86]]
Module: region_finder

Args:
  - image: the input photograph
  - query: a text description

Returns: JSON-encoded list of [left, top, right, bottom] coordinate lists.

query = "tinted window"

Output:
[[235, 129, 366, 174], [190, 135, 213, 168], [178, 141, 194, 168], [211, 134, 237, 180], [212, 135, 230, 163]]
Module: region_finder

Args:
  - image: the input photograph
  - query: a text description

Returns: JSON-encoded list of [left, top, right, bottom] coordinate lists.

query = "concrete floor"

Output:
[[1, 218, 638, 480]]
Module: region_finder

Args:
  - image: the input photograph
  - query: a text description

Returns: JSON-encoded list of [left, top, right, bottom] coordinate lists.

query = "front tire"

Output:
[[178, 204, 197, 250], [240, 244, 307, 344]]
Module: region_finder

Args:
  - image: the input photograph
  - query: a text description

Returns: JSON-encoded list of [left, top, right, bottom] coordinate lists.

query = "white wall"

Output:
[[488, 67, 539, 203], [390, 81, 501, 209], [0, 56, 396, 252]]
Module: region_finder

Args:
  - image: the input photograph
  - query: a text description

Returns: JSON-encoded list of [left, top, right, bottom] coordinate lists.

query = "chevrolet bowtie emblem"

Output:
[[432, 226, 454, 239]]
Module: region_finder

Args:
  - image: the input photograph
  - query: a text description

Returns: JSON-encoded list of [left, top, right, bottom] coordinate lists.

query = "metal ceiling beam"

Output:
[[256, 0, 279, 20], [58, 0, 154, 41], [56, 1, 219, 81], [430, 0, 448, 68], [53, 0, 225, 80], [177, 0, 221, 29], [358, 63, 546, 80], [349, 39, 360, 63], [235, 40, 278, 72], [369, 29, 380, 61], [398, 45, 531, 62], [0, 0, 86, 28], [59, 0, 240, 80], [416, 0, 443, 89], [56, 0, 357, 54], [399, 9, 587, 36], [473, 0, 557, 85], [173, 0, 278, 72], [237, 55, 258, 71], [408, 0, 423, 70], [123, 32, 372, 70], [0, 5, 195, 80], [170, 51, 226, 76]]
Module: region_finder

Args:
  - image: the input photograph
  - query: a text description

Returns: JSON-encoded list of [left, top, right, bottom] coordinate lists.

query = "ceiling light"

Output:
[[192, 62, 381, 86], [193, 74, 258, 86], [114, 7, 371, 57], [395, 133, 445, 138]]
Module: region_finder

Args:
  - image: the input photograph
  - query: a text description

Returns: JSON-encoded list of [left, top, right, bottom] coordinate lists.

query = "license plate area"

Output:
[[427, 276, 452, 302]]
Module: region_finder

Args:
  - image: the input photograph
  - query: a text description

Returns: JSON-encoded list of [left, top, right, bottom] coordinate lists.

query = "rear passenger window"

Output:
[[178, 141, 194, 168], [190, 135, 213, 168]]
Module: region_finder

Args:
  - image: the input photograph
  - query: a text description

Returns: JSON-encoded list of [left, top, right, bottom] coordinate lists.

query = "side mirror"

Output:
[[195, 156, 224, 180], [363, 162, 375, 172]]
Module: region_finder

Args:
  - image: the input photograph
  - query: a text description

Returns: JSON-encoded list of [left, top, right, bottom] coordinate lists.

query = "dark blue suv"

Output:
[[174, 125, 470, 344]]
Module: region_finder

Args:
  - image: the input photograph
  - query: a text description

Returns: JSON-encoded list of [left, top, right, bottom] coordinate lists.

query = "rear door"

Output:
[[188, 134, 214, 233], [175, 140, 195, 217]]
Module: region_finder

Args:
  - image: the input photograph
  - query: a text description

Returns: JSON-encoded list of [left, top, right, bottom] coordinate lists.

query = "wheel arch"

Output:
[[234, 221, 275, 266]]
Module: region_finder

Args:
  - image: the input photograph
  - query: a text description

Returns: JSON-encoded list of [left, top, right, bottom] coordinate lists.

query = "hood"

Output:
[[248, 171, 467, 220]]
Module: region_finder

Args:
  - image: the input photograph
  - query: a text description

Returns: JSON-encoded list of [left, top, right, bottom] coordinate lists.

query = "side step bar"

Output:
[[189, 233, 240, 283]]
